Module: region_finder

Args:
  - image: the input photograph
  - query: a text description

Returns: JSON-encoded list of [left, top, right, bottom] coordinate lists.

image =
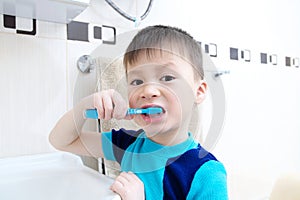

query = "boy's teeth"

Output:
[[143, 112, 162, 117]]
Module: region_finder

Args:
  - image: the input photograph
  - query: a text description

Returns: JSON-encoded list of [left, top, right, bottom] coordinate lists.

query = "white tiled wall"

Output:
[[0, 28, 67, 157], [0, 14, 99, 157]]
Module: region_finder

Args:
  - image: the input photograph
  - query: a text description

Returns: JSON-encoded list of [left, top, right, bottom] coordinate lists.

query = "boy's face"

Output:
[[126, 51, 206, 139]]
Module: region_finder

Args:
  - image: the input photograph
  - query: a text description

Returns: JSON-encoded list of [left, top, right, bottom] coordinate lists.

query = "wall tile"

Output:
[[66, 40, 99, 110], [0, 14, 15, 33], [37, 21, 66, 40], [0, 33, 67, 157]]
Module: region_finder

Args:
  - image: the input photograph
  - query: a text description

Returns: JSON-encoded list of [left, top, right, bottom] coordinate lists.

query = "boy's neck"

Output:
[[145, 116, 193, 146], [146, 127, 190, 146]]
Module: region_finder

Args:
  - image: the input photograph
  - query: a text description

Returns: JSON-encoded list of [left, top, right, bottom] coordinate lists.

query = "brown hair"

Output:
[[123, 25, 204, 79]]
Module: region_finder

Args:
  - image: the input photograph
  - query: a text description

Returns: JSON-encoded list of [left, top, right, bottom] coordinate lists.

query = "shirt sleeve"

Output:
[[101, 131, 116, 161], [187, 160, 228, 200]]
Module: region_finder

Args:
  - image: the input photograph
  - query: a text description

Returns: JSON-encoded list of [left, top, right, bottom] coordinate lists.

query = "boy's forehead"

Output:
[[126, 53, 197, 80], [127, 61, 175, 75], [127, 58, 179, 75], [126, 49, 190, 70]]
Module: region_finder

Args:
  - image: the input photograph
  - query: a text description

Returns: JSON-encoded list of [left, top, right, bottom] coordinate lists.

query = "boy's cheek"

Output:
[[128, 89, 140, 105], [127, 96, 136, 108], [170, 89, 195, 116]]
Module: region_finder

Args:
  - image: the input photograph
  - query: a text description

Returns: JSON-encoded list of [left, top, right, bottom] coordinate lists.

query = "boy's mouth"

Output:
[[140, 104, 166, 121]]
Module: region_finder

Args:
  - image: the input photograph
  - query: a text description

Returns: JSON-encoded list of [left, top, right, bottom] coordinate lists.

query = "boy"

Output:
[[49, 25, 228, 199]]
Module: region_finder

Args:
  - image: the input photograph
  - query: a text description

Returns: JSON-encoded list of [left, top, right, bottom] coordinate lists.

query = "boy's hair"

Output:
[[123, 25, 204, 80]]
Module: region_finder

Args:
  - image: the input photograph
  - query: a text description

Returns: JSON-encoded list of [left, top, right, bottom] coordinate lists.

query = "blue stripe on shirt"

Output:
[[163, 144, 218, 199], [111, 128, 143, 163]]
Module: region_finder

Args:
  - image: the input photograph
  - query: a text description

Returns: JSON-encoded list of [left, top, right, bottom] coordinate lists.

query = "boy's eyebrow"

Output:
[[127, 70, 143, 77], [159, 61, 176, 68]]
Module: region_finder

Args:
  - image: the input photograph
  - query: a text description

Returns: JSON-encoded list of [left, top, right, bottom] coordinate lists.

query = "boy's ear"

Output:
[[195, 81, 207, 104]]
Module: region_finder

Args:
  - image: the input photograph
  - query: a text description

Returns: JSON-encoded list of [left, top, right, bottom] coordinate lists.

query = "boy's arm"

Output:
[[49, 90, 129, 158], [187, 160, 228, 200]]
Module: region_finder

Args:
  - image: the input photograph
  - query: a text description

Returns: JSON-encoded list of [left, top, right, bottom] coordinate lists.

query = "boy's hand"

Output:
[[110, 172, 145, 200], [93, 89, 132, 121]]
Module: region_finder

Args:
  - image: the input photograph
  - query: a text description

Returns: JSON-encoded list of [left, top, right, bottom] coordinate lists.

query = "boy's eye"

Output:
[[130, 79, 144, 86], [160, 75, 175, 82]]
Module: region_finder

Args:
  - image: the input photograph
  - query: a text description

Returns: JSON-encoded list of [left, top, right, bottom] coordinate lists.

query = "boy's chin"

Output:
[[142, 125, 168, 137]]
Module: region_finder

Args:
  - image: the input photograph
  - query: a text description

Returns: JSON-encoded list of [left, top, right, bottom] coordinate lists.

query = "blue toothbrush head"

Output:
[[145, 107, 163, 114]]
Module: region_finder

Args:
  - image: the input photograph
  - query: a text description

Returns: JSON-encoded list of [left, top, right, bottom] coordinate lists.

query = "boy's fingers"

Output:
[[93, 93, 104, 119], [102, 94, 113, 120], [121, 171, 135, 181], [93, 90, 133, 121], [110, 180, 123, 192], [120, 172, 142, 185], [127, 171, 141, 182], [111, 172, 144, 200], [110, 179, 128, 199], [118, 173, 131, 184], [111, 92, 128, 120]]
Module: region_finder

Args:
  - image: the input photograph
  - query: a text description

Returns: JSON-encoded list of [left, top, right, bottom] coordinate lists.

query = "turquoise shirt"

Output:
[[102, 128, 228, 199]]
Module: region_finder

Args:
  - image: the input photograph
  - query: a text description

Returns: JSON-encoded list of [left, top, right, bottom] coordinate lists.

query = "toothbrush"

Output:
[[85, 108, 163, 119]]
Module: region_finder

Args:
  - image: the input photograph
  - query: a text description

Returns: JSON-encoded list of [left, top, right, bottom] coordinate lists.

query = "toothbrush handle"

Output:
[[127, 108, 144, 115], [85, 109, 98, 119], [85, 107, 162, 119], [85, 108, 142, 119]]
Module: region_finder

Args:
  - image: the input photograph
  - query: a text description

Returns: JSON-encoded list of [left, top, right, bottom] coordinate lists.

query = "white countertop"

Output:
[[0, 152, 120, 200]]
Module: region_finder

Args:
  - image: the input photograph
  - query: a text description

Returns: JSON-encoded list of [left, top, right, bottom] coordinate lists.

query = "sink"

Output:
[[0, 152, 120, 200]]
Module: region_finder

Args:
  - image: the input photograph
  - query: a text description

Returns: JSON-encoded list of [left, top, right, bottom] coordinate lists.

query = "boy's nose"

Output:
[[140, 84, 161, 99]]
